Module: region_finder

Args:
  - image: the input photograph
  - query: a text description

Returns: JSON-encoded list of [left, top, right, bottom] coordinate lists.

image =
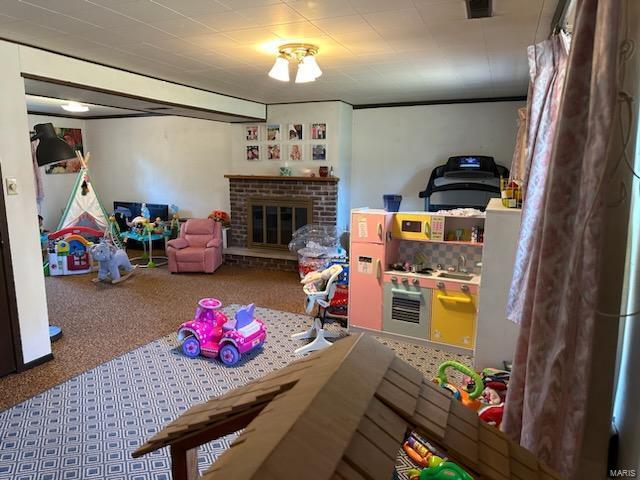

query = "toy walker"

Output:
[[177, 300, 266, 366]]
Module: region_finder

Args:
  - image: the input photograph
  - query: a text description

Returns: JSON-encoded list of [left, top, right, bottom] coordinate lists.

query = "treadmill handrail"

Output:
[[419, 182, 500, 198]]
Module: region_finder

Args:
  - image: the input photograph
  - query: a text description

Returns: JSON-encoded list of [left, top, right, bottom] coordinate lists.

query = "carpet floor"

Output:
[[0, 265, 305, 411], [0, 305, 471, 480]]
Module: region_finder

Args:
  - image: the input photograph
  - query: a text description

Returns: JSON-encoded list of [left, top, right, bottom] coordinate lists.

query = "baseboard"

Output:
[[22, 353, 54, 370]]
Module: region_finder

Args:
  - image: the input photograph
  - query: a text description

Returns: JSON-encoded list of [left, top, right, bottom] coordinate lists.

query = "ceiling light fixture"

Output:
[[268, 55, 290, 82], [268, 44, 322, 84], [61, 101, 89, 113]]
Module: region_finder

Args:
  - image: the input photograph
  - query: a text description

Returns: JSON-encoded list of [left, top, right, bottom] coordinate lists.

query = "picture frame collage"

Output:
[[244, 123, 327, 162]]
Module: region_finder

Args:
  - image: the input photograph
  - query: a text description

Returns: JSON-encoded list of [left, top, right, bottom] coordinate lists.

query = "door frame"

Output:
[[0, 164, 24, 373]]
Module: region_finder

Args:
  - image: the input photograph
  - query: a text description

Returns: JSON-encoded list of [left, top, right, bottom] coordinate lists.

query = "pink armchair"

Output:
[[167, 218, 223, 273]]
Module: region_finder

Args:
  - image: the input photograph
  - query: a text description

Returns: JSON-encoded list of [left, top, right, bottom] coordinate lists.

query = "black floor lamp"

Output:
[[30, 123, 77, 342]]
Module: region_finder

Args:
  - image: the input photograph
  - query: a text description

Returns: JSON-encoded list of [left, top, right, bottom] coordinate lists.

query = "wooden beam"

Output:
[[172, 404, 266, 453], [171, 445, 199, 480]]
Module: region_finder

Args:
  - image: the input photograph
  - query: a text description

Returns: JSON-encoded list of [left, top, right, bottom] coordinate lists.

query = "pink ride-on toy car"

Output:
[[177, 299, 266, 366]]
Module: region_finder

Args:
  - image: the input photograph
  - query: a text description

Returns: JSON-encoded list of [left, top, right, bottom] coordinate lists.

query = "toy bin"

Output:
[[383, 194, 402, 212]]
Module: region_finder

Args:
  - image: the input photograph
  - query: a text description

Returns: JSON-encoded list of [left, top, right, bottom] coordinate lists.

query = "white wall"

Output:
[[86, 116, 232, 218], [352, 101, 523, 211], [613, 0, 640, 470], [0, 40, 51, 364], [28, 115, 88, 231], [230, 101, 353, 231]]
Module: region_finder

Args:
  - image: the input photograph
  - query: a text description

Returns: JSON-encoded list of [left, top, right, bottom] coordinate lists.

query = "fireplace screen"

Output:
[[248, 197, 313, 249]]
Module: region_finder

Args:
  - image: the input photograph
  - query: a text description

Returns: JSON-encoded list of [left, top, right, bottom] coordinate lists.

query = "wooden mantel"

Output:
[[225, 174, 339, 183]]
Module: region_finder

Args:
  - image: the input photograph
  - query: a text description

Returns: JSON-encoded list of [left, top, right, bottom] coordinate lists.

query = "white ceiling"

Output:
[[26, 94, 146, 117], [0, 0, 558, 105]]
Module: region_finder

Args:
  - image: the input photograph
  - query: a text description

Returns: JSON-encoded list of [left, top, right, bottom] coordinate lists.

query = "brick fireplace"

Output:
[[224, 175, 339, 271]]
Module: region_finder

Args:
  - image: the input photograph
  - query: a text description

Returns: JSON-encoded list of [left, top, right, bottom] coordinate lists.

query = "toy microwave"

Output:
[[391, 212, 445, 241]]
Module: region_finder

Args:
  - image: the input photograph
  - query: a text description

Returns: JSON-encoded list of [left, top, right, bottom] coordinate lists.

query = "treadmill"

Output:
[[419, 155, 509, 212]]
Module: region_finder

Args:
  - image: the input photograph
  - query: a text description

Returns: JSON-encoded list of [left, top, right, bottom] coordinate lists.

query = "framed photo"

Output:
[[311, 144, 327, 161], [288, 123, 304, 140], [43, 127, 84, 174], [266, 124, 281, 141], [310, 123, 327, 140], [246, 145, 260, 161], [245, 125, 259, 141], [288, 144, 304, 161], [267, 144, 281, 161]]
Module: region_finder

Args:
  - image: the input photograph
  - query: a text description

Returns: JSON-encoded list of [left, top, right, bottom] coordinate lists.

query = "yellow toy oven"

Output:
[[391, 213, 445, 241]]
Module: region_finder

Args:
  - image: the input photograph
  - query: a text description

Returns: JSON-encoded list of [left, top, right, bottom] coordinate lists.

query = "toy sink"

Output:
[[436, 272, 474, 281]]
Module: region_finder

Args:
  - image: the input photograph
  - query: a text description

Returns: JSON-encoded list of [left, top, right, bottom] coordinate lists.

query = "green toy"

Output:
[[436, 360, 484, 407], [420, 461, 474, 480]]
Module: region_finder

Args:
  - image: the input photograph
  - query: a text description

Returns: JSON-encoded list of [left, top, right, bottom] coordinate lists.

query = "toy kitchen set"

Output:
[[348, 199, 522, 368]]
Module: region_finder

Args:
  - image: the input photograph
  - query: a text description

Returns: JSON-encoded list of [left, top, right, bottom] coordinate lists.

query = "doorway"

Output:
[[0, 166, 22, 378]]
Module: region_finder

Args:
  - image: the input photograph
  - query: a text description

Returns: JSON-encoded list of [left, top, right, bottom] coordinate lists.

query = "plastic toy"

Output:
[[435, 361, 484, 411], [90, 239, 136, 284], [177, 300, 266, 366], [435, 361, 510, 428], [420, 462, 473, 480], [403, 431, 444, 468], [47, 226, 102, 276]]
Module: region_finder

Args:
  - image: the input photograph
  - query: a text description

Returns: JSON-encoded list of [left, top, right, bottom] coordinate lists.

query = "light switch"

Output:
[[5, 178, 18, 195]]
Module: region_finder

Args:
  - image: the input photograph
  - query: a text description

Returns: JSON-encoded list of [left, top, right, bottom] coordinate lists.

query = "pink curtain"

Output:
[[509, 107, 528, 183], [507, 36, 568, 323], [503, 0, 622, 478]]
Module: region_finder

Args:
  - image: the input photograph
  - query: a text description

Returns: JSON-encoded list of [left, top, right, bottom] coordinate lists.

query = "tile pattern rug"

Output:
[[0, 306, 471, 480]]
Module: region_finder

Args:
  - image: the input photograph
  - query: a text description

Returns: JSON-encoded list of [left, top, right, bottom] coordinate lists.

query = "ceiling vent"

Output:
[[465, 0, 492, 19]]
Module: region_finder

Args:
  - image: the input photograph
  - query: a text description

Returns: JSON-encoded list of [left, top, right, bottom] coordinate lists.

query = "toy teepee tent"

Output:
[[57, 153, 109, 232], [56, 152, 123, 248]]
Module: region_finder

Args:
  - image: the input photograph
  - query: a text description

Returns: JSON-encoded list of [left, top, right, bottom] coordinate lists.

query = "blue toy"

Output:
[[89, 240, 136, 284]]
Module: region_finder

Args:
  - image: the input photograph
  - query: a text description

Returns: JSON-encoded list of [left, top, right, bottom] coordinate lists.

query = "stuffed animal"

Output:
[[300, 264, 343, 290], [90, 240, 135, 284]]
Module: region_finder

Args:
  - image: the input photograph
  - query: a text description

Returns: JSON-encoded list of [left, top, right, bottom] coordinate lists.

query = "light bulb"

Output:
[[61, 101, 89, 113], [268, 56, 290, 82], [302, 55, 322, 78], [295, 59, 316, 83]]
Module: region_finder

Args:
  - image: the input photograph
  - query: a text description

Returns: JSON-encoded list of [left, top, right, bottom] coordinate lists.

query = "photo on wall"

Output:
[[43, 127, 84, 174], [266, 124, 281, 141], [288, 123, 304, 140], [267, 144, 281, 160], [288, 144, 304, 161], [246, 145, 260, 161], [311, 144, 327, 161], [310, 123, 326, 140], [245, 125, 259, 141]]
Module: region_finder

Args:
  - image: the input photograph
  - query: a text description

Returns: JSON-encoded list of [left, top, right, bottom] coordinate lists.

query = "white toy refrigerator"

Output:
[[348, 209, 397, 332]]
